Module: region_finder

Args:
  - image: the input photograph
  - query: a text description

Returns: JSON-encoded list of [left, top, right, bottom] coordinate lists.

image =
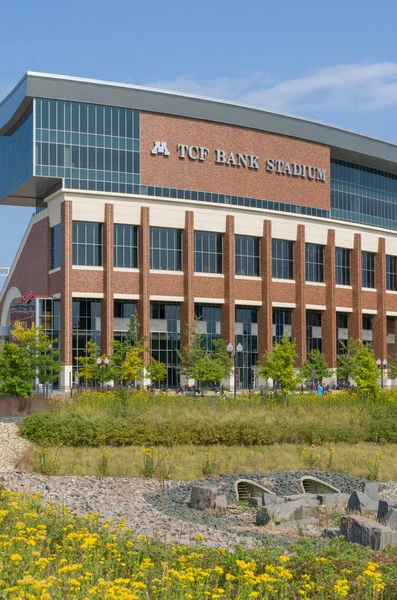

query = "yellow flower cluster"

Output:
[[0, 489, 389, 599]]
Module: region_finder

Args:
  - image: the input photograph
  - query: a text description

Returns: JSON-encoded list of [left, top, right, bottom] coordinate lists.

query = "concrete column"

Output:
[[292, 224, 306, 365], [103, 203, 114, 356], [60, 200, 73, 389], [323, 229, 336, 367], [137, 206, 150, 362], [373, 237, 387, 361], [350, 233, 362, 341], [221, 215, 235, 346], [180, 211, 195, 350], [258, 220, 272, 359]]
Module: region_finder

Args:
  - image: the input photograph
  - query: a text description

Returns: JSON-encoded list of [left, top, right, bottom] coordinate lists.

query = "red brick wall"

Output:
[[141, 113, 331, 210]]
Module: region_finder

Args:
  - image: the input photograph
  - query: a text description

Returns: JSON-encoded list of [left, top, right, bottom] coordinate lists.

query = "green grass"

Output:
[[22, 442, 392, 480], [19, 388, 397, 447]]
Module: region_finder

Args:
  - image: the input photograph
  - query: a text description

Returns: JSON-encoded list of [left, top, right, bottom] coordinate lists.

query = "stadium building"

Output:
[[1, 72, 397, 389]]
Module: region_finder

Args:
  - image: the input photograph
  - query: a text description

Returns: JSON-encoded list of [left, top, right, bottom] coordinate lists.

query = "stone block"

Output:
[[281, 517, 319, 530], [380, 507, 397, 530], [262, 493, 284, 506], [256, 506, 271, 526], [378, 499, 397, 521], [317, 493, 350, 506], [190, 486, 217, 510], [347, 491, 378, 514], [285, 493, 319, 503], [270, 499, 318, 524], [363, 482, 379, 501], [340, 515, 397, 550], [215, 495, 227, 509]]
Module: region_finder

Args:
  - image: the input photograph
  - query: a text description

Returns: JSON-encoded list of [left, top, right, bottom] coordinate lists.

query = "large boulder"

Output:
[[340, 515, 397, 550], [269, 499, 318, 524], [190, 486, 217, 510], [378, 499, 397, 521], [347, 491, 378, 514]]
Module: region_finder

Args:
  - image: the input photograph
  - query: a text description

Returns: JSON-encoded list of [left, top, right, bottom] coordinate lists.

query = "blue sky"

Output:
[[1, 0, 397, 287]]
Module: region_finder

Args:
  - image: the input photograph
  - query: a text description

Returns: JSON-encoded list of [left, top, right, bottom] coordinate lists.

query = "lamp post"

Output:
[[376, 358, 388, 388], [96, 356, 110, 391], [227, 342, 243, 399]]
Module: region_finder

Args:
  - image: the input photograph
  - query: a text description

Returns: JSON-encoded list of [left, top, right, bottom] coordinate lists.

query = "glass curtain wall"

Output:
[[72, 299, 101, 378], [113, 300, 136, 343], [272, 308, 292, 344], [194, 304, 221, 350], [150, 302, 180, 387], [235, 306, 258, 389]]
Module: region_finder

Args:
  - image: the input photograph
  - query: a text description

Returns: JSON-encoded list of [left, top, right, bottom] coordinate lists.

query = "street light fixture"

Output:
[[376, 358, 388, 388], [227, 342, 243, 399], [96, 356, 110, 391]]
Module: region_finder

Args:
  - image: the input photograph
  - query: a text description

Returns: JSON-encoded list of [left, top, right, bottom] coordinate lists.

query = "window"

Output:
[[114, 224, 138, 268], [194, 231, 223, 274], [362, 251, 375, 288], [235, 235, 260, 276], [336, 247, 351, 285], [150, 227, 182, 271], [72, 221, 103, 266], [194, 304, 221, 350], [336, 313, 348, 355], [114, 300, 136, 343], [150, 302, 180, 387], [273, 308, 292, 344], [72, 299, 101, 376], [387, 255, 397, 291], [50, 223, 61, 270], [272, 239, 294, 279], [235, 307, 258, 389], [362, 314, 373, 346], [306, 310, 322, 357], [305, 243, 324, 282]]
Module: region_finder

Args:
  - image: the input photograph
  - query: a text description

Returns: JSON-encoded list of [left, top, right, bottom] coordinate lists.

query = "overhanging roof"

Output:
[[0, 177, 61, 207], [2, 71, 397, 174]]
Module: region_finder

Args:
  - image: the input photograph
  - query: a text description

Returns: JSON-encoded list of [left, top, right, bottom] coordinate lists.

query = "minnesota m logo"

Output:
[[151, 141, 170, 156]]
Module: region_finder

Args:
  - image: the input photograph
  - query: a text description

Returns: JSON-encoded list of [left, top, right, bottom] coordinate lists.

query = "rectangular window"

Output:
[[272, 239, 294, 279], [194, 304, 221, 350], [235, 306, 258, 389], [272, 308, 292, 345], [235, 235, 260, 276], [362, 251, 375, 288], [362, 314, 373, 346], [305, 243, 324, 282], [194, 231, 223, 274], [72, 221, 103, 267], [50, 223, 61, 270], [114, 224, 138, 268], [387, 255, 397, 291], [150, 227, 182, 271], [72, 299, 101, 377], [306, 310, 322, 357], [336, 313, 348, 355], [114, 300, 136, 344], [336, 247, 351, 285], [150, 302, 180, 387]]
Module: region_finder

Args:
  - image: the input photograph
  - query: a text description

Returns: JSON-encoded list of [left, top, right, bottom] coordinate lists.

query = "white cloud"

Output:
[[147, 62, 397, 114]]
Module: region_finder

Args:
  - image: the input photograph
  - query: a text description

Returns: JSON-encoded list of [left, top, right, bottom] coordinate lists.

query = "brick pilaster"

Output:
[[103, 203, 114, 356], [373, 238, 387, 361], [61, 200, 72, 367], [258, 220, 272, 359], [350, 233, 362, 341], [221, 215, 235, 345], [292, 224, 306, 365], [323, 229, 336, 367], [138, 206, 150, 360], [180, 211, 195, 349]]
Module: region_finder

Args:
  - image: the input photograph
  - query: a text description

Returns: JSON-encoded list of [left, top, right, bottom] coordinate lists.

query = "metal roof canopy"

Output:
[[2, 72, 397, 175]]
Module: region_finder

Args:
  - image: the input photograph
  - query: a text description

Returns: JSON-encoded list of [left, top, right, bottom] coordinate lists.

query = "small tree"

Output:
[[257, 336, 298, 400], [354, 342, 379, 398], [11, 323, 62, 387], [178, 323, 206, 381], [300, 349, 331, 384], [336, 338, 359, 382], [146, 357, 167, 387], [0, 343, 35, 397], [121, 346, 145, 385], [75, 340, 102, 385]]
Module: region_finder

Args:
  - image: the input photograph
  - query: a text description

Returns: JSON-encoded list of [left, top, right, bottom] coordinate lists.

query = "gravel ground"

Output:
[[0, 423, 30, 471], [1, 421, 397, 549]]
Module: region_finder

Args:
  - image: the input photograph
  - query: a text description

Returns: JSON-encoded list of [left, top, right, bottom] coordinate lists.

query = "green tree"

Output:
[[75, 340, 102, 384], [178, 323, 206, 381], [354, 342, 379, 398], [0, 343, 35, 397], [110, 314, 142, 383], [256, 336, 299, 400], [146, 357, 167, 387], [12, 323, 62, 386], [121, 346, 145, 385], [336, 339, 359, 382], [300, 349, 331, 384]]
